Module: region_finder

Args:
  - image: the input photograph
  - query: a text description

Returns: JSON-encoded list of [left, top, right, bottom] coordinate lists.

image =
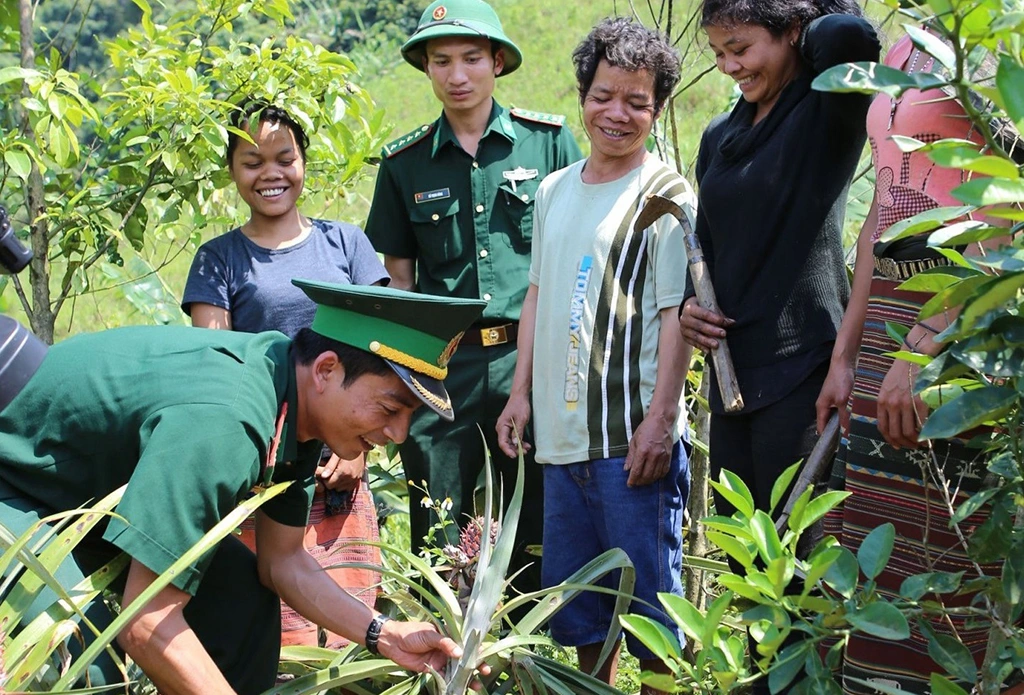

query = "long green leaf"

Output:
[[506, 547, 635, 636], [5, 554, 130, 680], [4, 620, 85, 691], [262, 659, 403, 694], [619, 614, 681, 662], [812, 62, 948, 97], [518, 652, 627, 695], [446, 433, 520, 695], [0, 488, 126, 639], [769, 461, 801, 515], [879, 206, 975, 243], [326, 543, 462, 636], [711, 469, 755, 519], [920, 385, 1018, 439], [846, 602, 909, 640], [857, 523, 895, 581], [54, 482, 291, 689]]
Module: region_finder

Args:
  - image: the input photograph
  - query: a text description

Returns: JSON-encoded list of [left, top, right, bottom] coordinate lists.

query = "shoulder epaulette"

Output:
[[382, 123, 433, 158], [510, 108, 566, 127]]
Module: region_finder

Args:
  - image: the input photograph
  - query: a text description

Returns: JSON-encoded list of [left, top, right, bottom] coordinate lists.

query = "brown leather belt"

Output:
[[459, 322, 518, 347]]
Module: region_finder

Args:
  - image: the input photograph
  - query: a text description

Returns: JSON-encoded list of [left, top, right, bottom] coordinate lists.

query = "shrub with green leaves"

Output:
[[0, 0, 389, 342]]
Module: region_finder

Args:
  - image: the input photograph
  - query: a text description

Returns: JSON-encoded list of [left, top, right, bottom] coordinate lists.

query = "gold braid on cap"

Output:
[[369, 341, 448, 380], [411, 375, 452, 411]]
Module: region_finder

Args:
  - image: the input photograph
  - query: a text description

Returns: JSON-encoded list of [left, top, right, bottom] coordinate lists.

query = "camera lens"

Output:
[[0, 206, 33, 275]]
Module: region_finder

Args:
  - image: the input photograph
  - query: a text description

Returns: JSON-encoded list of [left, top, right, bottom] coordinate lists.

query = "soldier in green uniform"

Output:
[[364, 0, 583, 600], [0, 282, 484, 695]]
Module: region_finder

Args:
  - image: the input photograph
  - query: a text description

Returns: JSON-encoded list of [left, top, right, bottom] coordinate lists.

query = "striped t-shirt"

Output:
[[529, 156, 695, 465]]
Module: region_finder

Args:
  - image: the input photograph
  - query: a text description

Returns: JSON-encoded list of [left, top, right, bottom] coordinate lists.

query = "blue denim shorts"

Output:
[[541, 439, 690, 660]]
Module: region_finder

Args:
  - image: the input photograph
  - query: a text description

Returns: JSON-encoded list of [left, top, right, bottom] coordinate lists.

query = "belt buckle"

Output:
[[480, 325, 508, 347]]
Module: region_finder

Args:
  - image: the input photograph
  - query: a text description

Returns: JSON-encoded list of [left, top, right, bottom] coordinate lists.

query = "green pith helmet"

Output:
[[293, 280, 486, 422], [401, 0, 523, 76]]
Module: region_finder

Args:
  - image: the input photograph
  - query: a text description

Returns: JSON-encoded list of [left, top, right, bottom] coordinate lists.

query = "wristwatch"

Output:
[[365, 614, 392, 655]]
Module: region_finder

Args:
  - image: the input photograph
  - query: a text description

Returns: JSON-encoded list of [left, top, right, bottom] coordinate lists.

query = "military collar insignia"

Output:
[[510, 107, 567, 127], [383, 123, 433, 158], [432, 4, 446, 20], [501, 167, 538, 193]]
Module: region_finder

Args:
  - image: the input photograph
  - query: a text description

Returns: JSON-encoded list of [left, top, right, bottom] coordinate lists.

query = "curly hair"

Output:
[[226, 99, 311, 166], [700, 0, 864, 36], [572, 17, 681, 115]]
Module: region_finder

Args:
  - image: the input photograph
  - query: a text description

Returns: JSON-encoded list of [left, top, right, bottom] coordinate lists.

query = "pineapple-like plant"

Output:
[[443, 516, 501, 615], [286, 430, 640, 695]]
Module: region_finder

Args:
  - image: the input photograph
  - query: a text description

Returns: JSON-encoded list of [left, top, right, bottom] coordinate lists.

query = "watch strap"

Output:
[[365, 614, 392, 655]]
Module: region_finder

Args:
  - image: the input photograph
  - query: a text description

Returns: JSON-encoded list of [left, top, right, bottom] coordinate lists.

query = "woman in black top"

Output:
[[680, 0, 879, 538]]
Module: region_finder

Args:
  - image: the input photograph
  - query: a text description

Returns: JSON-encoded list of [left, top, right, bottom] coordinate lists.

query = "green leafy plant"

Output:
[[0, 0, 389, 342]]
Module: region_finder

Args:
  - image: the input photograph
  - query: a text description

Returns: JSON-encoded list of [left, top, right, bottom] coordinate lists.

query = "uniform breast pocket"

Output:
[[498, 179, 538, 253], [410, 199, 462, 264]]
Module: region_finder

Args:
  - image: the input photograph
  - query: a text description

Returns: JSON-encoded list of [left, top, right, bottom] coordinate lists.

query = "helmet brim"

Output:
[[401, 23, 522, 76]]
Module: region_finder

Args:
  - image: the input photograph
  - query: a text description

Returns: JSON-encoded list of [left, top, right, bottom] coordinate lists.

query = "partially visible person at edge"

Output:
[[363, 0, 582, 604], [496, 18, 693, 692], [817, 27, 1019, 694], [0, 281, 487, 694], [181, 101, 389, 649]]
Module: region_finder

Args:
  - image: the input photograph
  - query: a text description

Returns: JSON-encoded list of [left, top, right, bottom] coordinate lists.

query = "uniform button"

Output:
[[480, 249, 488, 258], [475, 204, 485, 213], [521, 193, 529, 202], [483, 293, 492, 301], [472, 161, 479, 169], [431, 213, 440, 221]]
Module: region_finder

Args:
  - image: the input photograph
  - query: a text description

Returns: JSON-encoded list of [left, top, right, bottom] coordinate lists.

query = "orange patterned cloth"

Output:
[[239, 478, 381, 648]]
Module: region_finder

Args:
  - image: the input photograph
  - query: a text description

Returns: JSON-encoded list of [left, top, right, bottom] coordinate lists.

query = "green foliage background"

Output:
[[1, 0, 736, 338]]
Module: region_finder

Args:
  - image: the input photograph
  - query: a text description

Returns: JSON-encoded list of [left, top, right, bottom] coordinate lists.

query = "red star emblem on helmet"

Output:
[[432, 5, 447, 20]]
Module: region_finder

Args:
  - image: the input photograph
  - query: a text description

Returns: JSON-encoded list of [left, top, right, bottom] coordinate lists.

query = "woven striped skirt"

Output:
[[824, 272, 998, 694]]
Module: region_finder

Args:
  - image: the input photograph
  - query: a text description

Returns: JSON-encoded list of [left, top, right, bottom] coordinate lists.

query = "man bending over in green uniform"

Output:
[[0, 281, 484, 695]]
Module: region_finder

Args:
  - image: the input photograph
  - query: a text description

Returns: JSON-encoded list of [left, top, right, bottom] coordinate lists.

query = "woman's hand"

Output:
[[316, 453, 364, 492], [679, 297, 734, 351], [876, 359, 926, 450], [815, 360, 854, 434]]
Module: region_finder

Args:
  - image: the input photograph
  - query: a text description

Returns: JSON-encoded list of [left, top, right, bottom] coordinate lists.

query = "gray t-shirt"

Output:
[[182, 219, 389, 337]]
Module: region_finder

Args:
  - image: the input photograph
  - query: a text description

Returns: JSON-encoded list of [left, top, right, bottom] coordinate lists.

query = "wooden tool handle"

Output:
[[775, 411, 841, 533], [684, 233, 744, 413]]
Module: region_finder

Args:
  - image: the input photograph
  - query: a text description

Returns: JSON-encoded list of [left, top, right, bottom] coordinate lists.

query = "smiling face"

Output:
[[304, 353, 422, 460], [229, 119, 305, 223], [705, 21, 801, 122], [423, 36, 503, 117], [582, 59, 658, 176]]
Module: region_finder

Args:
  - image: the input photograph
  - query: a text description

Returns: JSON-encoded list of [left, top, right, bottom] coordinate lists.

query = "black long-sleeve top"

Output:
[[685, 14, 881, 414]]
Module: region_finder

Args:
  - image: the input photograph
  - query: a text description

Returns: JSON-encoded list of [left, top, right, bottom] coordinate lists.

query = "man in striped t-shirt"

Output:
[[496, 17, 693, 695]]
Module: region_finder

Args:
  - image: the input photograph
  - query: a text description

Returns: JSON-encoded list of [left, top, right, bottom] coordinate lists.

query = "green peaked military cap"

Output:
[[293, 280, 486, 421], [401, 0, 522, 76]]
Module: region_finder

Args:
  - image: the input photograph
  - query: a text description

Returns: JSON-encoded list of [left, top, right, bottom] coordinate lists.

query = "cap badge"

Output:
[[432, 5, 447, 20], [438, 331, 463, 368]]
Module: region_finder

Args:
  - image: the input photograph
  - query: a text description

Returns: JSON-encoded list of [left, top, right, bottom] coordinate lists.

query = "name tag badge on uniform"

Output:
[[502, 167, 539, 193], [414, 188, 451, 204]]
